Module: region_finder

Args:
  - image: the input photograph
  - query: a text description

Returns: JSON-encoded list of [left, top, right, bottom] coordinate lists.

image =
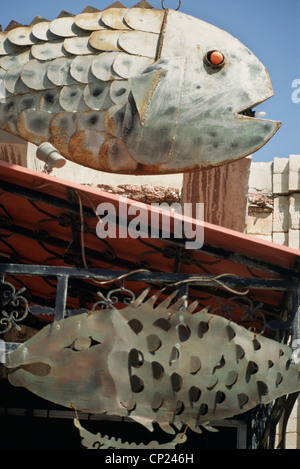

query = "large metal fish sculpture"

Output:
[[5, 290, 299, 448], [0, 4, 281, 175]]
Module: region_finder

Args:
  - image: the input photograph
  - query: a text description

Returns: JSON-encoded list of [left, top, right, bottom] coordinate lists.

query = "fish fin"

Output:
[[129, 68, 165, 125]]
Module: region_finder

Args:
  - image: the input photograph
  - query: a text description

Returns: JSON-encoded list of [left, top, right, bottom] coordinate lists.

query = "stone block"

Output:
[[273, 231, 288, 246], [247, 212, 273, 236], [289, 193, 300, 229], [288, 229, 300, 250], [289, 154, 300, 192], [273, 157, 289, 194], [273, 196, 289, 232], [248, 162, 273, 195]]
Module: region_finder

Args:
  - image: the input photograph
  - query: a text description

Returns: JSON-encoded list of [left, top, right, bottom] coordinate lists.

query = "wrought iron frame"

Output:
[[1, 175, 300, 449]]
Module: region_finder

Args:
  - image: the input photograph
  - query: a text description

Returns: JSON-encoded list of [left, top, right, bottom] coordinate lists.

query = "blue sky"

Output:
[[1, 0, 299, 163]]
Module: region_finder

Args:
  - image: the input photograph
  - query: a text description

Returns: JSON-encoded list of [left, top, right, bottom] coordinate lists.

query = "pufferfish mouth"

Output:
[[239, 106, 268, 119], [7, 362, 51, 377]]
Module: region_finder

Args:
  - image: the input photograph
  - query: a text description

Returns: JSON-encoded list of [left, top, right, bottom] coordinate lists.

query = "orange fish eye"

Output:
[[205, 50, 225, 67]]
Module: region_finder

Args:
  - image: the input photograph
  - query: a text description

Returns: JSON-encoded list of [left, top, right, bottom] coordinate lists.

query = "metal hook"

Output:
[[161, 0, 182, 11]]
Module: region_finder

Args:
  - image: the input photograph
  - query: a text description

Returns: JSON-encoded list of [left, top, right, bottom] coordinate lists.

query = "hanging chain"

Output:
[[161, 0, 182, 11]]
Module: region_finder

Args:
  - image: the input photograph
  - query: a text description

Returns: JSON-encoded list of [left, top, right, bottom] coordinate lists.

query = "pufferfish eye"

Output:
[[205, 50, 225, 68]]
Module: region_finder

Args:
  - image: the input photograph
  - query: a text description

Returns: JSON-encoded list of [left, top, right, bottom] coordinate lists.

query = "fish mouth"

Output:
[[7, 362, 51, 378], [237, 95, 281, 125]]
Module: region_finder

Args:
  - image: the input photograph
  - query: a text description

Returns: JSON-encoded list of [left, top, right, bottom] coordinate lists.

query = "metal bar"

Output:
[[0, 221, 137, 271], [0, 263, 298, 290], [54, 276, 68, 321], [0, 179, 95, 219]]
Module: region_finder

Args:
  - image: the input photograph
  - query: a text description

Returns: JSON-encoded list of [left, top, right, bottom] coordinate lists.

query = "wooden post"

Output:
[[182, 157, 251, 233]]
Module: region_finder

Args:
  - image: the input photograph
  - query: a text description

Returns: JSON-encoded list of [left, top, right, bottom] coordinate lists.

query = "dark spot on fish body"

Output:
[[89, 115, 98, 125], [146, 334, 162, 353], [238, 393, 248, 408], [70, 91, 78, 98], [93, 87, 103, 97], [171, 372, 182, 392], [190, 356, 201, 375], [169, 346, 180, 365], [215, 391, 226, 405], [213, 356, 226, 372], [235, 344, 245, 360], [126, 398, 136, 412], [252, 338, 261, 351], [153, 318, 171, 332], [263, 123, 273, 133], [189, 386, 201, 404], [31, 117, 47, 132], [275, 372, 283, 387], [257, 381, 268, 398], [198, 321, 209, 338], [20, 98, 35, 111], [164, 106, 177, 116], [129, 349, 144, 368], [45, 92, 55, 104], [130, 375, 144, 393], [178, 324, 191, 342], [175, 400, 185, 415], [152, 361, 164, 380], [209, 130, 217, 138], [225, 370, 238, 389], [246, 361, 259, 382], [115, 87, 127, 97], [128, 318, 143, 334], [122, 93, 137, 141], [226, 325, 236, 341], [198, 403, 208, 416], [4, 101, 14, 112], [251, 136, 265, 147]]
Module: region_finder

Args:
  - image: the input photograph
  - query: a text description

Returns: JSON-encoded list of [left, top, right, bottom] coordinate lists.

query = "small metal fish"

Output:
[[0, 6, 281, 175], [5, 290, 299, 444]]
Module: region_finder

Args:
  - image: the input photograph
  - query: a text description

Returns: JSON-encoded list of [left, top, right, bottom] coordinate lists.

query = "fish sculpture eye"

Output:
[[205, 50, 225, 68]]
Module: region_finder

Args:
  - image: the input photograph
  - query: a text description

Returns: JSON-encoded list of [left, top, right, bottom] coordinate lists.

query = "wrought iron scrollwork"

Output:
[[211, 295, 286, 335], [0, 274, 28, 334], [91, 285, 136, 311]]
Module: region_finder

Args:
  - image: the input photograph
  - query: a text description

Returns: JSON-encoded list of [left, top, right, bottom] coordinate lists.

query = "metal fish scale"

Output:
[[0, 3, 280, 175], [5, 290, 300, 440]]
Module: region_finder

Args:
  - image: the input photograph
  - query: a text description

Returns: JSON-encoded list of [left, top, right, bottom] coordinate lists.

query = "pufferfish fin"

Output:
[[129, 68, 165, 124]]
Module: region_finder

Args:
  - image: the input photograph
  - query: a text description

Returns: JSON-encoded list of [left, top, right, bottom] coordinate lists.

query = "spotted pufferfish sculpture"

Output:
[[0, 3, 281, 175], [5, 289, 300, 449]]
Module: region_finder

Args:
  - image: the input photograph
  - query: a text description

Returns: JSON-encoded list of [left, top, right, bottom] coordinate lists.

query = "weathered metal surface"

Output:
[[0, 5, 281, 175], [4, 289, 299, 445]]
